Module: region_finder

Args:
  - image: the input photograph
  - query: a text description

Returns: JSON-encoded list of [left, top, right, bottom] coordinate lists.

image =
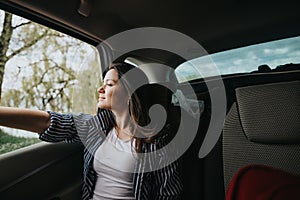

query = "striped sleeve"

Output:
[[39, 111, 91, 143], [151, 124, 183, 199], [136, 123, 183, 200], [152, 159, 183, 200]]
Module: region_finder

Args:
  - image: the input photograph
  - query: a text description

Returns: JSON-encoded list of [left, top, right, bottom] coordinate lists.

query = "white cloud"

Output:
[[264, 47, 289, 55], [289, 51, 300, 57], [233, 59, 243, 65]]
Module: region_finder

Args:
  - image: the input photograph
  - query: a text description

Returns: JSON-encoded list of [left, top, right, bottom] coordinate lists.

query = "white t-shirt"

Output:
[[92, 128, 136, 200]]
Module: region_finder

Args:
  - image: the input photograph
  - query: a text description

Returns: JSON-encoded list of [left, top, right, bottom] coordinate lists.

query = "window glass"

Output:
[[0, 10, 101, 154], [175, 36, 300, 82]]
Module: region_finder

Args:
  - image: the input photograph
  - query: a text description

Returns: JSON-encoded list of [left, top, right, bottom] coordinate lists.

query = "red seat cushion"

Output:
[[226, 165, 300, 200]]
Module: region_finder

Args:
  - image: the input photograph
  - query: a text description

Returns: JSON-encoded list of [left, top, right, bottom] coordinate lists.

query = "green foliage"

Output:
[[0, 129, 40, 155], [71, 50, 101, 114]]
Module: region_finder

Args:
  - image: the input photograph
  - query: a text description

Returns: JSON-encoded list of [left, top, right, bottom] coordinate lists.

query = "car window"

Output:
[[0, 10, 101, 154], [175, 36, 300, 83]]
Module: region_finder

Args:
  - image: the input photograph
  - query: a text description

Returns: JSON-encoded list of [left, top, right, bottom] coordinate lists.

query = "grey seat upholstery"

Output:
[[222, 80, 300, 192]]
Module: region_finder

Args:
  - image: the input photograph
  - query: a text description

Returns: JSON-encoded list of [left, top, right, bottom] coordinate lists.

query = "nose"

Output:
[[97, 85, 105, 93]]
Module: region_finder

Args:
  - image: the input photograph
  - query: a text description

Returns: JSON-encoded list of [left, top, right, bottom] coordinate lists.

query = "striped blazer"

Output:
[[39, 109, 183, 200]]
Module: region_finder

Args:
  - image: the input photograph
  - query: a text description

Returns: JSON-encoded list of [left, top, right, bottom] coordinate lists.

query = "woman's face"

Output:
[[97, 69, 129, 112]]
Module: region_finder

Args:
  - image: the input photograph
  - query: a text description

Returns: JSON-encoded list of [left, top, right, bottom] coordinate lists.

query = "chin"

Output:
[[97, 102, 103, 109], [97, 102, 110, 110]]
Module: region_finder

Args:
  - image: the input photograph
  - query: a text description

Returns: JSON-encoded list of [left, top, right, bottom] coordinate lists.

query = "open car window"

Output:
[[175, 36, 300, 83], [0, 10, 101, 154]]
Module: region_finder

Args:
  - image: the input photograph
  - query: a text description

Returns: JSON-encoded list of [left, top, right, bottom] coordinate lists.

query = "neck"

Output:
[[114, 110, 134, 141], [112, 108, 133, 131]]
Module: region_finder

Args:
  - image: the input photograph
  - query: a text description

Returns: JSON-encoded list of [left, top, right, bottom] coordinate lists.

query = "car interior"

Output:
[[0, 0, 299, 199]]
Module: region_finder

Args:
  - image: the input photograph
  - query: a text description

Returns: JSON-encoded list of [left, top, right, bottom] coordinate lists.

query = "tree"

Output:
[[0, 12, 48, 101], [71, 50, 102, 114]]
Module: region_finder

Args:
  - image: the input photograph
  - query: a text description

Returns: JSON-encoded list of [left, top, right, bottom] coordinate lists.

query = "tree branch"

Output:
[[12, 21, 32, 29], [6, 29, 49, 60]]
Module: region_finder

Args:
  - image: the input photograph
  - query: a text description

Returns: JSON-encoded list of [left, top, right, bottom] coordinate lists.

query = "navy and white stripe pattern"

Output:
[[39, 109, 183, 200]]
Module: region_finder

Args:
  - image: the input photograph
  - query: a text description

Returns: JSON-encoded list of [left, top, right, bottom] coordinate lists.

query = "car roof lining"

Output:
[[2, 0, 300, 65]]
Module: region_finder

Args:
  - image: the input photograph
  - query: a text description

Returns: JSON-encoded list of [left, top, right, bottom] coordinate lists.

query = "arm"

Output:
[[0, 106, 50, 133], [0, 106, 94, 144]]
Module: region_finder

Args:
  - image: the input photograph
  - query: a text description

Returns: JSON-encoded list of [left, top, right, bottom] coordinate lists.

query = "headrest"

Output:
[[236, 81, 300, 144], [135, 83, 173, 135], [138, 63, 178, 92], [137, 83, 173, 109]]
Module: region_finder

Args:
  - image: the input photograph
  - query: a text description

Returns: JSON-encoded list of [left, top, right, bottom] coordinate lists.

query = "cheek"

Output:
[[112, 90, 125, 102], [113, 84, 127, 97], [111, 88, 128, 105]]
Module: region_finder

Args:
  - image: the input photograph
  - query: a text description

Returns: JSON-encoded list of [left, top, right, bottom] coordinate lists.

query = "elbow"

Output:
[[38, 112, 51, 134]]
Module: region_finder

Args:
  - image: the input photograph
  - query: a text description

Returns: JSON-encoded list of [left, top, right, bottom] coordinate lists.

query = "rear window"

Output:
[[175, 36, 300, 82]]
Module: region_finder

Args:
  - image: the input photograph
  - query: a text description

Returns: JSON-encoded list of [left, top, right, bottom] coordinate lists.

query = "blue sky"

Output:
[[176, 36, 300, 82]]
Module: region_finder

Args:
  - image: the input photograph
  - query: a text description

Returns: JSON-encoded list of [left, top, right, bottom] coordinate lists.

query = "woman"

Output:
[[0, 62, 183, 200]]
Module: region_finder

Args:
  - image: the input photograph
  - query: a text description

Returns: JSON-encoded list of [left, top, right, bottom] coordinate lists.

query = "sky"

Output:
[[176, 36, 300, 82]]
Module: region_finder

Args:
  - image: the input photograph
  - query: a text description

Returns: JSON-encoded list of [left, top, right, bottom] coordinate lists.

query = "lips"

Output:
[[98, 96, 105, 101]]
